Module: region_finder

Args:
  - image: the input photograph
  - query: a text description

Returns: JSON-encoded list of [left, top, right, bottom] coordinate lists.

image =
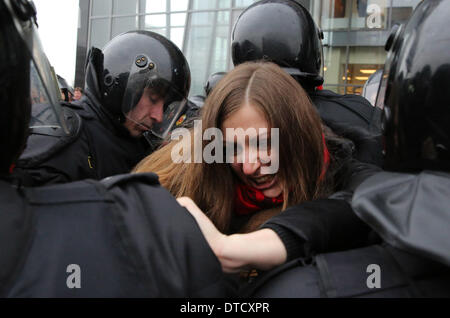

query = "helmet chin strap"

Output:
[[124, 114, 152, 133]]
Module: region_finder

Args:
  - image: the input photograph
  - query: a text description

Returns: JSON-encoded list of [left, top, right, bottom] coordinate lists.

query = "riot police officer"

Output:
[[0, 0, 228, 297], [189, 71, 227, 108], [242, 0, 450, 297], [231, 0, 383, 166], [15, 29, 198, 186]]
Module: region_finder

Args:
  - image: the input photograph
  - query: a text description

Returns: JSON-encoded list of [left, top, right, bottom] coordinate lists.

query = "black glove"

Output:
[[325, 120, 384, 167]]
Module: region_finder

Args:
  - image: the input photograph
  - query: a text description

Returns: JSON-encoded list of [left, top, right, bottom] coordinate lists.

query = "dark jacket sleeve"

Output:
[[102, 173, 233, 297], [261, 160, 382, 262], [261, 199, 373, 261]]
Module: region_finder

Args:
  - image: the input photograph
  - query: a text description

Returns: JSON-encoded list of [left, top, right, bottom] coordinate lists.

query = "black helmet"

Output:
[[57, 74, 74, 102], [85, 30, 191, 140], [377, 0, 450, 172], [204, 71, 226, 96], [0, 0, 67, 175], [231, 0, 324, 87]]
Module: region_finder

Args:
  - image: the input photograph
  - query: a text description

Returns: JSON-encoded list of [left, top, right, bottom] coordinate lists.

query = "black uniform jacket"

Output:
[[242, 171, 450, 297], [310, 89, 384, 166], [16, 96, 151, 187], [0, 173, 229, 297]]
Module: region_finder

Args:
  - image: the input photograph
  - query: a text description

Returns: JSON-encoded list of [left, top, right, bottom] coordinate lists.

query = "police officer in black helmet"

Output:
[[190, 71, 228, 108], [14, 27, 198, 186], [232, 0, 384, 166], [0, 0, 228, 297], [242, 0, 450, 297]]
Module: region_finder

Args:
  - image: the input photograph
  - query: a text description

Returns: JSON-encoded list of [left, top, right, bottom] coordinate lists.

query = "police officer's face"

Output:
[[222, 103, 283, 198], [124, 88, 164, 137]]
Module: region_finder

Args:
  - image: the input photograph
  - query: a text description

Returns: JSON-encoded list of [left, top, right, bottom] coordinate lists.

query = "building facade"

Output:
[[75, 0, 422, 97]]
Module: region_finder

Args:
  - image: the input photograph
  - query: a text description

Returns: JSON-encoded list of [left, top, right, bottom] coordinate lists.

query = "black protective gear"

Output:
[[15, 98, 150, 186], [0, 173, 230, 297], [57, 75, 74, 96], [311, 89, 384, 166], [232, 0, 324, 88], [85, 31, 191, 139], [378, 0, 450, 172], [1, 0, 228, 298], [15, 29, 198, 186], [242, 171, 450, 298], [0, 0, 32, 175], [204, 71, 226, 96], [242, 244, 450, 298]]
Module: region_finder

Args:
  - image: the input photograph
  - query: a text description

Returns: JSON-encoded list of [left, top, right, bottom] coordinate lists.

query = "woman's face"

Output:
[[221, 103, 283, 198]]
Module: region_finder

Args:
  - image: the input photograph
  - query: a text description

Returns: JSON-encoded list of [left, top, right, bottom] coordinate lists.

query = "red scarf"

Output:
[[234, 134, 330, 216], [320, 134, 331, 180], [234, 183, 283, 215]]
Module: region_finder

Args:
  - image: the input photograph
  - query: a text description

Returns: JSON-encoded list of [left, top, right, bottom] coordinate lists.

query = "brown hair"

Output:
[[135, 62, 332, 232]]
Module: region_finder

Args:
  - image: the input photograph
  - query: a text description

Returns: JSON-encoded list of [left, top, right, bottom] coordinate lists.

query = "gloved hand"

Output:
[[325, 120, 384, 167]]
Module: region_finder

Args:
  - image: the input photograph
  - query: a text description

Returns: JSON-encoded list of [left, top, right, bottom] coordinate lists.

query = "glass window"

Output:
[[143, 0, 166, 13], [391, 0, 422, 26], [92, 0, 112, 16], [235, 0, 258, 8], [171, 0, 188, 11], [217, 11, 230, 24], [112, 16, 138, 38], [185, 11, 231, 96], [323, 46, 348, 87], [191, 11, 215, 25], [219, 0, 232, 9], [321, 0, 351, 30], [145, 14, 167, 28], [113, 0, 138, 15], [192, 0, 217, 10], [171, 13, 187, 27], [350, 0, 389, 30], [170, 27, 185, 50], [90, 18, 110, 49], [345, 46, 386, 94], [210, 25, 229, 72]]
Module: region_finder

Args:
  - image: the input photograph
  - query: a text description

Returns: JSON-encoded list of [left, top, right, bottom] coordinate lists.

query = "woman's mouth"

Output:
[[247, 174, 278, 190]]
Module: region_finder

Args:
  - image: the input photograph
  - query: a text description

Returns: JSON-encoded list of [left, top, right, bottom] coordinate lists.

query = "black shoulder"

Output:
[[312, 89, 373, 106], [61, 100, 95, 120], [101, 172, 160, 189], [310, 89, 376, 125], [17, 106, 83, 168]]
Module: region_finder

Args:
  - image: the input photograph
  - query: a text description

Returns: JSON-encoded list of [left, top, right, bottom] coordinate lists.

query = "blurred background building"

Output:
[[75, 0, 422, 97]]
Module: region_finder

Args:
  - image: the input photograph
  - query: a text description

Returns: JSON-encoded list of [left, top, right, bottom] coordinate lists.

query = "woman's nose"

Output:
[[241, 148, 261, 175]]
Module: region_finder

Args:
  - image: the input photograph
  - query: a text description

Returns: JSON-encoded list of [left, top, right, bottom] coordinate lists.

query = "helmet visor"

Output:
[[5, 0, 68, 136], [121, 55, 187, 138]]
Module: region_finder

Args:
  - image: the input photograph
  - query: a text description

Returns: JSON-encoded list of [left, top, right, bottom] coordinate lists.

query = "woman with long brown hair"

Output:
[[135, 61, 377, 273]]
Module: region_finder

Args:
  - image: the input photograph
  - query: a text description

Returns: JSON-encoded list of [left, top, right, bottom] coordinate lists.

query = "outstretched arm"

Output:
[[177, 197, 287, 273]]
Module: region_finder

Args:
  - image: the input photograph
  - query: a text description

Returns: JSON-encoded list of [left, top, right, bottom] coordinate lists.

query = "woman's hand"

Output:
[[177, 197, 288, 273]]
